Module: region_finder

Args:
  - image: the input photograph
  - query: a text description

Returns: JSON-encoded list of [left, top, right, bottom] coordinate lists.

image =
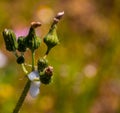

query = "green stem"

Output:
[[45, 47, 51, 55], [21, 64, 28, 74], [12, 80, 31, 113], [32, 50, 35, 71], [12, 51, 35, 113]]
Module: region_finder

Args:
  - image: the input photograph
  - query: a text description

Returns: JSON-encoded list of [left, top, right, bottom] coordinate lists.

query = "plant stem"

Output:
[[12, 79, 31, 113], [32, 50, 35, 71], [45, 47, 51, 55], [21, 64, 28, 74], [12, 51, 35, 113]]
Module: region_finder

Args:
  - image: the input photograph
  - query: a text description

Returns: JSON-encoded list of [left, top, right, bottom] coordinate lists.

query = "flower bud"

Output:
[[40, 66, 53, 84], [17, 36, 27, 52], [34, 37, 41, 50], [25, 22, 41, 51], [37, 58, 48, 72], [44, 26, 59, 54], [16, 56, 25, 64], [52, 11, 64, 26], [43, 11, 64, 55], [2, 29, 17, 51]]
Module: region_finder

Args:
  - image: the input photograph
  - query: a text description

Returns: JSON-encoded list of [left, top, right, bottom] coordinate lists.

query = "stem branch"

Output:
[[21, 64, 28, 74]]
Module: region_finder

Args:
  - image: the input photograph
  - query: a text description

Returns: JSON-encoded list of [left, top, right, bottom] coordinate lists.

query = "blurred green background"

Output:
[[0, 0, 120, 113]]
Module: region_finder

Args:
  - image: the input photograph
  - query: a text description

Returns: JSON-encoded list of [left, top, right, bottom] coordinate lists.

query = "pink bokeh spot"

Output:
[[14, 27, 29, 38]]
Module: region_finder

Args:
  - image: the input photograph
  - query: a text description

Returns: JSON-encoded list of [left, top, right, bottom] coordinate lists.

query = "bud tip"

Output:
[[57, 11, 64, 17], [53, 11, 64, 25], [31, 22, 42, 28]]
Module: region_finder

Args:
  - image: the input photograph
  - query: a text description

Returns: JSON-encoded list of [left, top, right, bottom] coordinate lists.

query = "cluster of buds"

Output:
[[3, 21, 42, 64], [2, 11, 64, 98]]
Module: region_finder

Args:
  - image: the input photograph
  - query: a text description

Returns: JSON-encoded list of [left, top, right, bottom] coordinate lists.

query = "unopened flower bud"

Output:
[[43, 12, 64, 54], [25, 22, 41, 51], [17, 36, 27, 52], [2, 29, 17, 51], [40, 66, 53, 84], [37, 58, 48, 72], [16, 56, 25, 64], [44, 26, 59, 54], [53, 11, 64, 25]]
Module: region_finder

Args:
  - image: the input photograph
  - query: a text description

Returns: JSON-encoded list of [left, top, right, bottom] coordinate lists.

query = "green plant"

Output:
[[2, 11, 64, 113]]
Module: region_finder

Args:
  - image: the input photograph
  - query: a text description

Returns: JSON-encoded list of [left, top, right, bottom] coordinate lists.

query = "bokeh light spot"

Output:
[[36, 6, 54, 24]]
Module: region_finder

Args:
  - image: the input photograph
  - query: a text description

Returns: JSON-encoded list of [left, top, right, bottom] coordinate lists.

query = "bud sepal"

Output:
[[37, 58, 48, 72], [17, 36, 27, 52]]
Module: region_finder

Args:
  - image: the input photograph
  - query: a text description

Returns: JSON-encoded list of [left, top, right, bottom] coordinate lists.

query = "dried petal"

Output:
[[29, 81, 40, 98], [28, 71, 39, 81]]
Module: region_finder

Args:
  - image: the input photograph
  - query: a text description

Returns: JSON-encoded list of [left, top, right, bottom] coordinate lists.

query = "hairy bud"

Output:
[[3, 29, 17, 51], [25, 22, 41, 51], [40, 66, 53, 84], [17, 36, 27, 52], [37, 58, 48, 72], [16, 56, 25, 64], [44, 26, 59, 54]]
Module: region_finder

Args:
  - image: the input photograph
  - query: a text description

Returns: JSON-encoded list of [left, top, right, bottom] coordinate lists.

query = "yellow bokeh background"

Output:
[[0, 0, 120, 113]]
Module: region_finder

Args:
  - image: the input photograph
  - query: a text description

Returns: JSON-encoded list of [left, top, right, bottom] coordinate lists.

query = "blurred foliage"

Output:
[[0, 0, 120, 113]]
